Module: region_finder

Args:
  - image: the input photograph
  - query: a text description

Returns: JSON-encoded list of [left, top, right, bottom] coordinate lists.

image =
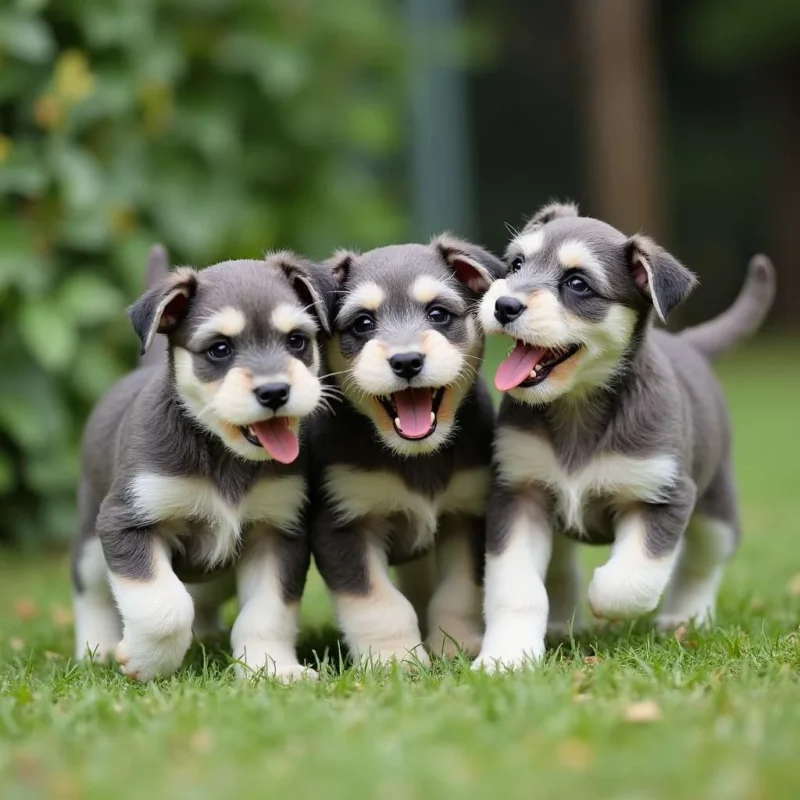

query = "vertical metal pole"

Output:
[[406, 0, 474, 240]]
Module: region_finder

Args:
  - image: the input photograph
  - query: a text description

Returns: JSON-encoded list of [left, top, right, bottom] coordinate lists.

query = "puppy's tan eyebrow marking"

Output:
[[557, 241, 608, 288], [410, 275, 463, 307], [339, 281, 385, 318], [515, 230, 545, 258], [271, 303, 318, 334], [192, 307, 246, 343]]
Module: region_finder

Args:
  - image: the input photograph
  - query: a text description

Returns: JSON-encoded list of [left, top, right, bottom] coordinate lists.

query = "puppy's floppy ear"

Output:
[[625, 234, 697, 323], [273, 251, 334, 336], [524, 200, 579, 231], [327, 249, 358, 288], [128, 268, 197, 355], [434, 233, 506, 296]]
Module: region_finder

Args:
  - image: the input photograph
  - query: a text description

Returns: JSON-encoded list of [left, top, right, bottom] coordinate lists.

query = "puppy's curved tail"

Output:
[[139, 244, 170, 368], [680, 254, 776, 360]]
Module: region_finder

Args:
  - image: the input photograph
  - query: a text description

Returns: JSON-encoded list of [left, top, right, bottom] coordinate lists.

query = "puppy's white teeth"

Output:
[[430, 412, 436, 424], [394, 417, 403, 431]]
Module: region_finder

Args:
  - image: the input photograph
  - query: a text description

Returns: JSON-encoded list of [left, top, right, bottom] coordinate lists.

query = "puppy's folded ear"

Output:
[[129, 268, 197, 355], [434, 234, 506, 296], [625, 235, 697, 323], [274, 251, 335, 336], [327, 249, 358, 288], [524, 200, 579, 231]]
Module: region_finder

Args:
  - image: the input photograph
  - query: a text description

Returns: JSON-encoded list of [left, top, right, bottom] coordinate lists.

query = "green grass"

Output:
[[2, 338, 799, 799]]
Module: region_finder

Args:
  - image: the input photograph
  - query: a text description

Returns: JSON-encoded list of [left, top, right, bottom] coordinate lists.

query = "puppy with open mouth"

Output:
[[72, 250, 333, 682], [474, 201, 775, 671], [309, 236, 506, 666]]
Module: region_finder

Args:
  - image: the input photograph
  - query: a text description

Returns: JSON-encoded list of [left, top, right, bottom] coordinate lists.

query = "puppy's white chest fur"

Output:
[[494, 428, 677, 532], [323, 466, 489, 552], [129, 473, 306, 568]]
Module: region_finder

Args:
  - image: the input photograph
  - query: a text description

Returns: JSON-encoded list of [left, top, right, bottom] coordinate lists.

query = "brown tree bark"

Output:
[[575, 0, 665, 239]]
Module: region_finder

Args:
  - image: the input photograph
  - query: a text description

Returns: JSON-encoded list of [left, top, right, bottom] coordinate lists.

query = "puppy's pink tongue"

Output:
[[252, 418, 299, 464], [495, 342, 545, 391], [393, 388, 434, 439]]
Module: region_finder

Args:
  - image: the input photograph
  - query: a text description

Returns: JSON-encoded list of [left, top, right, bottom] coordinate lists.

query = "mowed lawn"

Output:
[[1, 338, 799, 799]]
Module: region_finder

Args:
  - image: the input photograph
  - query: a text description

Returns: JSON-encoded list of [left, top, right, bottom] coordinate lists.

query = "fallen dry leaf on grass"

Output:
[[583, 655, 600, 666], [787, 574, 800, 596], [51, 605, 73, 627], [558, 739, 595, 771], [624, 700, 662, 723], [12, 599, 39, 620]]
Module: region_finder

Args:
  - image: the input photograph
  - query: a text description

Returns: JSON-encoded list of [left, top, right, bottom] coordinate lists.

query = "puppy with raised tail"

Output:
[[310, 237, 506, 666], [474, 202, 775, 671], [72, 249, 333, 682]]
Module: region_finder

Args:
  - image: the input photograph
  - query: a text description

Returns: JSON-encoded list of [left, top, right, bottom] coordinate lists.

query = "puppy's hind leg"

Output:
[[73, 536, 121, 663], [546, 534, 585, 638], [395, 551, 436, 640], [658, 466, 739, 629], [426, 515, 484, 658], [315, 516, 428, 668], [231, 531, 314, 682], [188, 572, 235, 641]]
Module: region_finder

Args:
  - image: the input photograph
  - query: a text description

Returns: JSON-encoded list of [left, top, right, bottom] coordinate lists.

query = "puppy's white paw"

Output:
[[115, 627, 193, 682], [427, 615, 483, 658], [471, 643, 544, 674], [588, 562, 664, 621]]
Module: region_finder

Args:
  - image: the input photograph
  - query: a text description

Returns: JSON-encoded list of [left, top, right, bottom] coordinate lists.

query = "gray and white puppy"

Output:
[[473, 202, 775, 671], [309, 237, 506, 665], [72, 249, 334, 682]]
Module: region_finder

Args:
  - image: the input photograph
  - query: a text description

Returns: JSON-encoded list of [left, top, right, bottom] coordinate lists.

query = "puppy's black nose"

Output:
[[389, 352, 425, 380], [495, 296, 525, 325], [254, 382, 290, 410]]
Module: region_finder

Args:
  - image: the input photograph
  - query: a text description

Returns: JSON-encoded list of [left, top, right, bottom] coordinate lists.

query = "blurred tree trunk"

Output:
[[772, 61, 800, 329], [575, 0, 665, 239]]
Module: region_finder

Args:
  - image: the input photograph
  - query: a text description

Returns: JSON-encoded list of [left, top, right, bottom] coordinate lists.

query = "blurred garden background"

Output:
[[0, 0, 798, 548]]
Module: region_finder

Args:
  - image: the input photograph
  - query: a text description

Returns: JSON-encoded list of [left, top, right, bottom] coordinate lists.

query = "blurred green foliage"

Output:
[[0, 0, 411, 545]]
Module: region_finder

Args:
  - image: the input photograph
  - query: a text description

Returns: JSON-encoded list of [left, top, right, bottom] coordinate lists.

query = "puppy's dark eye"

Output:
[[565, 276, 592, 294], [428, 307, 451, 325], [509, 256, 524, 273], [207, 341, 232, 361], [351, 313, 375, 336], [287, 331, 308, 354]]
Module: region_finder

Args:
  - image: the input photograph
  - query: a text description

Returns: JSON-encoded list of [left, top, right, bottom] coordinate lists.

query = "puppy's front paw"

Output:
[[588, 562, 663, 621], [471, 642, 544, 674], [115, 627, 192, 682]]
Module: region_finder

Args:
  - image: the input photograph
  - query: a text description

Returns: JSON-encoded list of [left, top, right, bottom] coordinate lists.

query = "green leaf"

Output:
[[0, 450, 15, 494], [58, 272, 126, 326], [18, 301, 79, 371], [0, 11, 54, 63]]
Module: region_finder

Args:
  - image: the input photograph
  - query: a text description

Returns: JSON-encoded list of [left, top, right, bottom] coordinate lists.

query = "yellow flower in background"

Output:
[[55, 50, 95, 103], [0, 135, 12, 163], [138, 81, 173, 135]]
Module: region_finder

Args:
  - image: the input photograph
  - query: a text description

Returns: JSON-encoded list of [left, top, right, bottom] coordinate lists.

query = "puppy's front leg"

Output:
[[473, 487, 552, 672], [231, 530, 314, 682], [101, 525, 194, 682], [314, 516, 428, 668], [588, 477, 696, 620], [427, 514, 484, 658]]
